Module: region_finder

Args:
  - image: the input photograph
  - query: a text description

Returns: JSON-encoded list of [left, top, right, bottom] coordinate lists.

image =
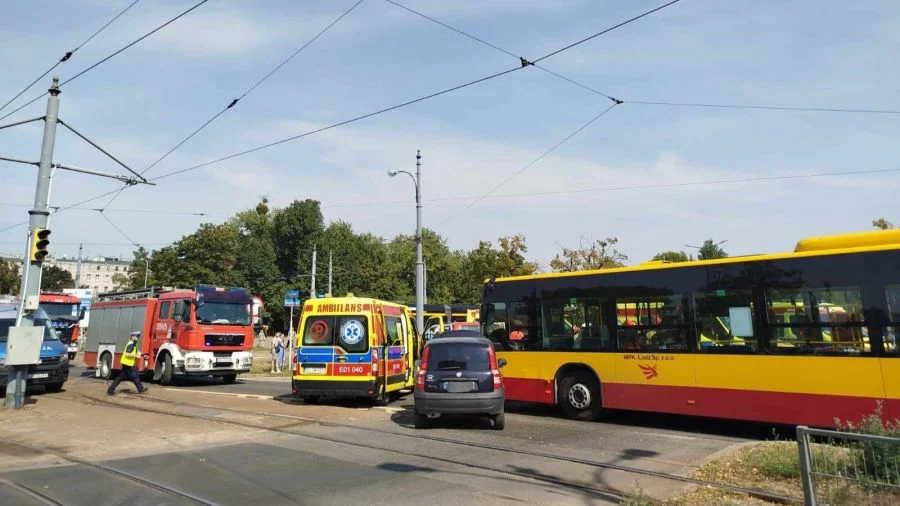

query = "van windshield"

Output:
[[0, 318, 59, 342], [302, 315, 368, 353]]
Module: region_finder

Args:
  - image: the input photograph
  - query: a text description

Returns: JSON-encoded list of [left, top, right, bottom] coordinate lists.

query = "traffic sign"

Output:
[[286, 290, 300, 299]]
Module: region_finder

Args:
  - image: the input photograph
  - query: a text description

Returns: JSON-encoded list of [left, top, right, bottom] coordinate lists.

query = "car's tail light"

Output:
[[416, 345, 429, 390], [488, 345, 502, 389]]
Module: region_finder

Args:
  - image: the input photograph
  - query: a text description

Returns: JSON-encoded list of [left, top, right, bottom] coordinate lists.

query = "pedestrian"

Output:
[[271, 333, 284, 373], [107, 331, 148, 395]]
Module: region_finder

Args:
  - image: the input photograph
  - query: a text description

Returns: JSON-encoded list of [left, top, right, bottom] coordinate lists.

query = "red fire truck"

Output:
[[84, 285, 255, 385], [39, 292, 84, 360]]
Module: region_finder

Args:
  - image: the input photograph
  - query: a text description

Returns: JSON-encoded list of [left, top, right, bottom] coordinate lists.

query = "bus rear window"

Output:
[[301, 315, 368, 353]]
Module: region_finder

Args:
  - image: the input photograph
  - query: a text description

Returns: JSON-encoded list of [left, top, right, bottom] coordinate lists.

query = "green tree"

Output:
[[550, 237, 627, 272], [0, 259, 20, 294], [150, 223, 243, 288], [873, 218, 894, 230], [272, 199, 323, 281], [232, 198, 286, 331], [40, 265, 74, 291], [696, 239, 728, 260], [652, 250, 692, 263], [457, 235, 538, 302], [386, 229, 460, 304]]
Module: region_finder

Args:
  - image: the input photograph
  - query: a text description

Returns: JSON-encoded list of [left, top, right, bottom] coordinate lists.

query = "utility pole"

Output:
[[7, 78, 61, 408], [75, 242, 83, 288], [423, 258, 428, 304], [327, 251, 332, 297], [414, 150, 424, 337], [309, 245, 317, 300]]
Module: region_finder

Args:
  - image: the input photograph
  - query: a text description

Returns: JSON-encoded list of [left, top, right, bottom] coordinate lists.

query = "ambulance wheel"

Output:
[[222, 374, 237, 385], [44, 382, 64, 393], [159, 353, 175, 386], [99, 352, 113, 380], [414, 412, 428, 429]]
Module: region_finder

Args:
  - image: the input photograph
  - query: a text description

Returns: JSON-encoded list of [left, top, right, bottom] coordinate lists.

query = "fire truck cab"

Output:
[[85, 285, 255, 385]]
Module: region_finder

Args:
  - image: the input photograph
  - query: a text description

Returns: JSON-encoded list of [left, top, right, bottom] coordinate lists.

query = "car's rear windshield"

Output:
[[301, 315, 368, 353], [426, 342, 491, 371]]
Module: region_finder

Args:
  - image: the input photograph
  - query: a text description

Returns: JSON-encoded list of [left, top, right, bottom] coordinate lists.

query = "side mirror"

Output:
[[78, 307, 86, 321], [498, 358, 507, 368], [414, 359, 421, 370]]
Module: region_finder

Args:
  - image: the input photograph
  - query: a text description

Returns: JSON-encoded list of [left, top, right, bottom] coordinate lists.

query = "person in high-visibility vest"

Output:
[[107, 331, 149, 395]]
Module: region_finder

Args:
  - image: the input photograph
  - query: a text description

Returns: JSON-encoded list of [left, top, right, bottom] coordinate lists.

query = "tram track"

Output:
[[0, 436, 220, 506], [80, 392, 800, 504]]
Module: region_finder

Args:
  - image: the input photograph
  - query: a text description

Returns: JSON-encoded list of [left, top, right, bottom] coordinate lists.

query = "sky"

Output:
[[1, 0, 898, 270]]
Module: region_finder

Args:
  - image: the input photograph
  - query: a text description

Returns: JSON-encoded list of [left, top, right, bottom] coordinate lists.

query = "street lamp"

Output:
[[387, 150, 424, 337]]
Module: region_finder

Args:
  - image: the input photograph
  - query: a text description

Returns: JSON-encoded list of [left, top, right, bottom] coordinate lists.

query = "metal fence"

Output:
[[797, 425, 900, 506]]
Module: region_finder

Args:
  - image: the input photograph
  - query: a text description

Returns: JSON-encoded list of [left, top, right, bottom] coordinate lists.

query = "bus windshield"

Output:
[[196, 302, 251, 325]]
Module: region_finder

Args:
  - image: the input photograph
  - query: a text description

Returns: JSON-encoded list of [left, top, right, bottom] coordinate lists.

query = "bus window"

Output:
[[885, 285, 900, 355], [694, 289, 758, 353], [483, 302, 507, 344], [541, 298, 612, 351], [507, 301, 537, 351], [616, 295, 688, 352], [765, 287, 867, 355]]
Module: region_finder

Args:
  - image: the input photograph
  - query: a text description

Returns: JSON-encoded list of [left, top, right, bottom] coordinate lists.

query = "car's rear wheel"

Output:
[[559, 371, 602, 421], [491, 410, 505, 430], [414, 412, 428, 429]]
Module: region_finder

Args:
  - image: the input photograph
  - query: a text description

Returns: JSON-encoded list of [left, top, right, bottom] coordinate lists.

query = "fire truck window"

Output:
[[173, 301, 184, 322], [158, 301, 171, 319]]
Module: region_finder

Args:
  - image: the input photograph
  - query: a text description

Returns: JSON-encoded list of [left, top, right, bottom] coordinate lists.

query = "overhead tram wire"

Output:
[[434, 102, 620, 229], [387, 1, 900, 116], [150, 1, 682, 183], [0, 0, 142, 115], [0, 0, 210, 123], [99, 0, 368, 211], [384, 0, 620, 103]]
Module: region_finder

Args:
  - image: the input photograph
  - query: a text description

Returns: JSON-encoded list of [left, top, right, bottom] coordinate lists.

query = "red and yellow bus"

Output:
[[481, 229, 900, 427]]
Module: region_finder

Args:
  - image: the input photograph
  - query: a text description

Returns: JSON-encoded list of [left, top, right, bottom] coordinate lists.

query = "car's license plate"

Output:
[[215, 357, 232, 363], [28, 372, 49, 379], [303, 366, 326, 374], [442, 381, 476, 393]]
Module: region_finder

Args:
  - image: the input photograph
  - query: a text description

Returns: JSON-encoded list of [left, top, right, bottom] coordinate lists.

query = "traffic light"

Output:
[[30, 227, 50, 262]]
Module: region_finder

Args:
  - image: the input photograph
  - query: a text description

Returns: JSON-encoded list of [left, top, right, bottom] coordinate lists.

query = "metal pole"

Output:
[[7, 77, 61, 409], [796, 426, 817, 506], [423, 258, 428, 304], [75, 243, 83, 288], [327, 251, 332, 297], [414, 149, 424, 338], [143, 257, 149, 288], [310, 245, 317, 300]]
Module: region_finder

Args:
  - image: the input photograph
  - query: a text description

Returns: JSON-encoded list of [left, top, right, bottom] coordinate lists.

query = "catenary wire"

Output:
[[0, 0, 209, 123], [0, 0, 142, 115], [627, 100, 900, 114], [150, 1, 678, 182], [434, 102, 619, 228], [99, 0, 367, 211]]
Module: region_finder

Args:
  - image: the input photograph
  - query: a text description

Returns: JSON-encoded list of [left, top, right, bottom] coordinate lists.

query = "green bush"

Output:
[[836, 402, 900, 487]]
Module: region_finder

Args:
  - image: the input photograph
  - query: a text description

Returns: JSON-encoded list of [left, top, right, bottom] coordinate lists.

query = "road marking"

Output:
[[158, 387, 271, 400], [643, 432, 696, 441]]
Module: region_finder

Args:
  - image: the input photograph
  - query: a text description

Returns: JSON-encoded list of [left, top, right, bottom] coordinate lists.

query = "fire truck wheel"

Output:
[[222, 374, 237, 385], [159, 353, 175, 386], [99, 352, 113, 380]]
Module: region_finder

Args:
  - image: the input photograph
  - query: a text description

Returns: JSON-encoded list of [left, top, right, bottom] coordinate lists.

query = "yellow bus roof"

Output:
[[492, 229, 900, 284]]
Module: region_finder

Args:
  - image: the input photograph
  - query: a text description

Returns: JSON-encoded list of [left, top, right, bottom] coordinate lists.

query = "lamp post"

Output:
[[387, 150, 424, 337], [143, 257, 150, 288]]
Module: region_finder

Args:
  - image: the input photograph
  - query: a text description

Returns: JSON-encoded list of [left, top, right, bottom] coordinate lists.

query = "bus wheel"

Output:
[[559, 371, 601, 421], [159, 353, 175, 386], [99, 352, 113, 380], [222, 374, 237, 385]]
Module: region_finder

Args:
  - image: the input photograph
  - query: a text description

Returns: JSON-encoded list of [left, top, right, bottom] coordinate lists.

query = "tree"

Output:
[[873, 218, 894, 230], [271, 200, 324, 281], [652, 250, 692, 263], [386, 229, 460, 304], [0, 259, 19, 294], [550, 237, 627, 272], [457, 235, 538, 302], [41, 265, 74, 291], [696, 239, 728, 260]]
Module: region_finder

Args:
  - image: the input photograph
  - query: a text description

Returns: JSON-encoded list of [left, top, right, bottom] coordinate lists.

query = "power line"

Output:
[[434, 102, 619, 228], [98, 211, 140, 247], [384, 0, 619, 102], [99, 0, 367, 212], [0, 0, 210, 123], [627, 100, 900, 115], [534, 0, 682, 63], [0, 0, 142, 115], [151, 2, 677, 182]]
